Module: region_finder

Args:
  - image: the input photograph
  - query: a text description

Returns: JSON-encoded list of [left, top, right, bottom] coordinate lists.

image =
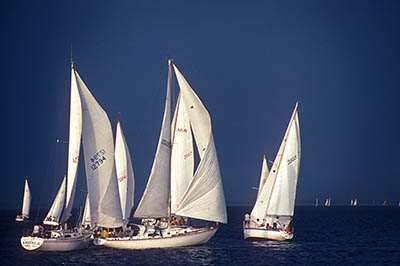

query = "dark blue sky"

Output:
[[1, 0, 399, 209]]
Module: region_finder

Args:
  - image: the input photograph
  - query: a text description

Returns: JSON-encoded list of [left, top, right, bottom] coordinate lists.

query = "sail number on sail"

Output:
[[287, 155, 297, 165], [90, 149, 107, 171]]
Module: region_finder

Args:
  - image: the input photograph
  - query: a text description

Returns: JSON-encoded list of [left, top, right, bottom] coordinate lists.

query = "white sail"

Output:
[[115, 120, 135, 222], [44, 176, 66, 225], [354, 199, 358, 206], [75, 68, 123, 228], [315, 198, 319, 207], [81, 195, 91, 227], [172, 64, 227, 224], [22, 179, 31, 218], [251, 103, 300, 221], [134, 60, 172, 218], [60, 65, 82, 224], [256, 155, 269, 200], [171, 94, 194, 214]]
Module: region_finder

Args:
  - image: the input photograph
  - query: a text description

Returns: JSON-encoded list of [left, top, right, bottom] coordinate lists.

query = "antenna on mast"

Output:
[[70, 45, 74, 69]]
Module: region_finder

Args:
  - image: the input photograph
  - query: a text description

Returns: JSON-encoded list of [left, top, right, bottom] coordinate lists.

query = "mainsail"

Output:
[[60, 64, 82, 224], [76, 67, 123, 228], [44, 176, 66, 225], [251, 103, 301, 223], [134, 60, 173, 218], [22, 179, 31, 218], [115, 120, 135, 222], [81, 195, 91, 227]]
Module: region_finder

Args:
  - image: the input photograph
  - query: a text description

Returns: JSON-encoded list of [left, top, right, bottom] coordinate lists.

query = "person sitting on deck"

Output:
[[178, 217, 185, 226], [265, 223, 272, 229], [285, 224, 291, 233], [256, 218, 263, 227], [171, 217, 177, 226], [244, 213, 250, 227]]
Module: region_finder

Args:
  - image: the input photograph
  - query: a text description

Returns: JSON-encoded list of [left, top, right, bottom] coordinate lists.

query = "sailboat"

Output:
[[315, 198, 319, 207], [325, 198, 331, 207], [16, 179, 31, 222], [350, 199, 354, 206], [94, 59, 227, 249], [353, 199, 358, 206], [243, 103, 301, 241], [20, 60, 118, 251]]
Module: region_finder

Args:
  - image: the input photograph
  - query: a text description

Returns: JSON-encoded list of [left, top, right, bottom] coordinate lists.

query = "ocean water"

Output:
[[1, 206, 399, 265]]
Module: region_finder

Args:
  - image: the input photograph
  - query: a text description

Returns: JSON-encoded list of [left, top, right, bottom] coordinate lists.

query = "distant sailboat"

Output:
[[325, 198, 331, 207], [20, 60, 117, 251], [383, 200, 387, 206], [243, 102, 301, 241], [94, 59, 227, 249], [353, 199, 358, 206], [16, 179, 31, 222], [350, 199, 354, 206], [315, 198, 319, 207]]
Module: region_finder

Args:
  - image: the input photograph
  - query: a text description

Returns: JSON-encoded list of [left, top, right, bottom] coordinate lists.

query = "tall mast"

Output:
[[167, 58, 173, 226]]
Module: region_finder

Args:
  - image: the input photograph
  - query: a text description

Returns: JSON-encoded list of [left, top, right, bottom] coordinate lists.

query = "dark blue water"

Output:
[[1, 206, 399, 265]]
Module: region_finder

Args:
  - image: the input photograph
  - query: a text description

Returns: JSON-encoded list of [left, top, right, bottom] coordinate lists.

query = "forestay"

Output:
[[75, 68, 123, 228]]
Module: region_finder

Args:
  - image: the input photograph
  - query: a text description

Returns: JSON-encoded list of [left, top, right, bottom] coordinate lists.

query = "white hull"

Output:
[[243, 227, 293, 241], [94, 227, 218, 250], [20, 233, 91, 251]]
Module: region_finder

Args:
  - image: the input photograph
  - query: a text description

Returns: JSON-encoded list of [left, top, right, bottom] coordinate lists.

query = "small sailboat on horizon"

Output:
[[243, 102, 301, 241], [16, 179, 31, 222], [315, 198, 319, 207], [325, 198, 331, 207]]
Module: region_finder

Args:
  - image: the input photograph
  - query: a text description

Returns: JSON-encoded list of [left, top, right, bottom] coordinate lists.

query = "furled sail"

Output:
[[256, 155, 269, 200], [170, 93, 194, 214], [134, 60, 172, 218], [115, 120, 135, 222], [172, 64, 227, 224], [44, 176, 66, 225], [60, 64, 82, 224], [22, 179, 31, 218], [251, 103, 300, 222], [75, 68, 123, 228]]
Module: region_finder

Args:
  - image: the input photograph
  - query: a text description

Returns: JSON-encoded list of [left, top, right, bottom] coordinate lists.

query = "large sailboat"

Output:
[[20, 61, 118, 251], [94, 59, 227, 249], [16, 179, 31, 222], [243, 103, 301, 241]]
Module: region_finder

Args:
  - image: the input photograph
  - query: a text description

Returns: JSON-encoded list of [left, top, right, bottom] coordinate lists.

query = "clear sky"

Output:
[[1, 0, 399, 209]]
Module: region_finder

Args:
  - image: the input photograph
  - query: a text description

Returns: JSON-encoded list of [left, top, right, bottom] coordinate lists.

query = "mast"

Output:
[[167, 58, 173, 226]]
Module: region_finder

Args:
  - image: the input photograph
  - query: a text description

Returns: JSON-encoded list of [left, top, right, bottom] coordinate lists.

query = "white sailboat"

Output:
[[94, 59, 227, 249], [325, 198, 331, 207], [315, 198, 319, 207], [20, 61, 117, 251], [354, 199, 358, 206], [243, 103, 301, 241], [16, 179, 31, 222]]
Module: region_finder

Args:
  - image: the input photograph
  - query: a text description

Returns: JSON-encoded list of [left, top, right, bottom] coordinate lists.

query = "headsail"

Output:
[[251, 103, 301, 221], [134, 60, 173, 218], [22, 179, 31, 218], [60, 63, 82, 224], [256, 155, 269, 200], [44, 176, 66, 225], [172, 64, 227, 224], [170, 93, 194, 214], [75, 67, 123, 228], [115, 120, 135, 222], [81, 195, 91, 227]]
